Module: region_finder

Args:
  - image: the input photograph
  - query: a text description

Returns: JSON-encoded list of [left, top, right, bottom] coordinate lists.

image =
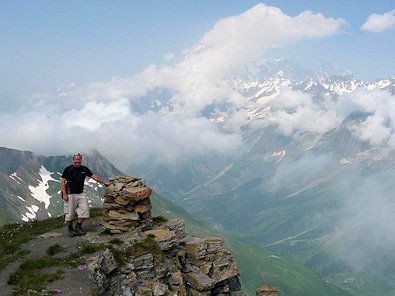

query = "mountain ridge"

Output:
[[0, 147, 123, 225]]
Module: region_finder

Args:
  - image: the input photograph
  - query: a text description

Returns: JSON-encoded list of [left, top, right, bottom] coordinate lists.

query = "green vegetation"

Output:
[[227, 239, 351, 296], [0, 208, 16, 226], [8, 239, 107, 295], [46, 244, 65, 256], [0, 207, 104, 271], [109, 238, 124, 245], [128, 235, 164, 261], [90, 207, 103, 218], [151, 191, 214, 236], [152, 215, 168, 223], [8, 247, 65, 295], [151, 189, 353, 296], [76, 241, 106, 257], [0, 216, 65, 270], [0, 207, 107, 295], [107, 245, 125, 265]]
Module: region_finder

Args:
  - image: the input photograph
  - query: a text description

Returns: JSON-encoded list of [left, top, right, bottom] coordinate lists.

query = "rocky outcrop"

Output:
[[90, 176, 246, 295], [256, 286, 278, 296]]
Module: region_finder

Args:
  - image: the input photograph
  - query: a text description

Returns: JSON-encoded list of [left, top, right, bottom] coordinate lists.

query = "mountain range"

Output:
[[128, 59, 395, 296], [1, 58, 395, 295]]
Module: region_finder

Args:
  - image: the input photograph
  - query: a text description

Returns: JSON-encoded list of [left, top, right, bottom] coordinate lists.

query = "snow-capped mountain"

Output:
[[128, 59, 395, 296], [0, 147, 123, 224]]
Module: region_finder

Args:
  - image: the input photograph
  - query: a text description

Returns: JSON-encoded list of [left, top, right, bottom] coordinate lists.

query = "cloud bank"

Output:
[[328, 173, 395, 273], [0, 3, 364, 170], [361, 9, 395, 32]]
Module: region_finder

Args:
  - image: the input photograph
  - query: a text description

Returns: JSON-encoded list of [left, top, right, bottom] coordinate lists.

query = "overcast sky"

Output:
[[1, 1, 395, 168]]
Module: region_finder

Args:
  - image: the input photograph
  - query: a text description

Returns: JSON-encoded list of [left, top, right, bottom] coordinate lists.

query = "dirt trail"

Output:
[[0, 217, 104, 296]]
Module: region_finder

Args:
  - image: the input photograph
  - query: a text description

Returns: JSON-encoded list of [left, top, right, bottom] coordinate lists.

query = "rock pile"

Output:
[[89, 217, 246, 296], [89, 175, 246, 295], [102, 176, 152, 233], [183, 237, 243, 296], [256, 286, 279, 296]]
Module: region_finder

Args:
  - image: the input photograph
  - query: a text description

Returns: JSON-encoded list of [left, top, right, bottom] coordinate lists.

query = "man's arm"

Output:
[[90, 175, 110, 187], [61, 178, 69, 201]]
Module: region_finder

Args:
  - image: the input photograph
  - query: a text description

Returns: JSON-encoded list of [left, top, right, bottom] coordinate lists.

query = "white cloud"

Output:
[[329, 175, 395, 270], [63, 98, 131, 131], [274, 106, 339, 136], [253, 87, 395, 148], [270, 153, 336, 192], [256, 88, 341, 136], [0, 4, 347, 168], [351, 114, 392, 146], [361, 9, 395, 32], [338, 89, 395, 147], [164, 52, 175, 61], [37, 4, 345, 116], [271, 88, 314, 109]]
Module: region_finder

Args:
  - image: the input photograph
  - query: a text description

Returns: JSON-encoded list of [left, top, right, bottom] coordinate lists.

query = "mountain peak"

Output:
[[315, 62, 352, 79]]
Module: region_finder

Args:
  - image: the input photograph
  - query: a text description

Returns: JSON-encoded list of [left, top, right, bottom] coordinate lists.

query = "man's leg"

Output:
[[75, 194, 90, 236], [66, 221, 75, 237], [64, 194, 77, 237], [75, 217, 86, 235]]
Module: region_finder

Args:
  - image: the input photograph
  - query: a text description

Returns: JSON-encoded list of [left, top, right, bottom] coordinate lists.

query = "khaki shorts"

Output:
[[64, 193, 90, 222]]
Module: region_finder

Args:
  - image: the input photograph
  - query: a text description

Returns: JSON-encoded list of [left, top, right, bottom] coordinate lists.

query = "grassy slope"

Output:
[[151, 190, 351, 296], [227, 239, 351, 296], [151, 191, 215, 236]]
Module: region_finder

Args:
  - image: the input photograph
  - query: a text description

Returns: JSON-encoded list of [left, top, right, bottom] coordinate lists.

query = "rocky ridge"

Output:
[[89, 176, 262, 296]]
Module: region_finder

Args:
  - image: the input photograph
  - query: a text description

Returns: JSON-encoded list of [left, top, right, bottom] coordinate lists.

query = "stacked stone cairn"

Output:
[[90, 175, 248, 296], [102, 176, 153, 234]]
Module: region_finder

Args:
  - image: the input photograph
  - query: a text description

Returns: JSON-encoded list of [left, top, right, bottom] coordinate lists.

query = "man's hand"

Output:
[[63, 193, 69, 202], [91, 175, 110, 187]]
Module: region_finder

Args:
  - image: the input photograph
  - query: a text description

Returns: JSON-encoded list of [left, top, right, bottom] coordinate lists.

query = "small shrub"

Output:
[[90, 207, 103, 218], [109, 238, 123, 245], [46, 244, 65, 256], [76, 241, 106, 256], [107, 245, 125, 265], [128, 235, 163, 261], [152, 216, 168, 223], [100, 228, 112, 235]]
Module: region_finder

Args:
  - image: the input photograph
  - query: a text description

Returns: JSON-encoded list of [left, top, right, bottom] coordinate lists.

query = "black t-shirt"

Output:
[[62, 165, 93, 194]]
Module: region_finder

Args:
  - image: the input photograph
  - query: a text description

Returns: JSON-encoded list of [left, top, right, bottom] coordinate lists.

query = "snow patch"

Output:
[[28, 166, 57, 209], [9, 172, 22, 184], [17, 195, 25, 202], [340, 158, 351, 165], [215, 116, 226, 123], [268, 255, 280, 259], [272, 150, 286, 162], [22, 204, 40, 221]]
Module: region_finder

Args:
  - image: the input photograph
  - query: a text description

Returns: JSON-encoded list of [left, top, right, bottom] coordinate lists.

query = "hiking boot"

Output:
[[68, 228, 76, 237], [75, 225, 86, 236]]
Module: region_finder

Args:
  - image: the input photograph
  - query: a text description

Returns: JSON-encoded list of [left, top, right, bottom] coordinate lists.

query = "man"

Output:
[[61, 153, 110, 237]]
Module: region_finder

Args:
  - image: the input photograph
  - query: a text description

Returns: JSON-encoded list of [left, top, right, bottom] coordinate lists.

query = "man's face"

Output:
[[73, 155, 82, 167]]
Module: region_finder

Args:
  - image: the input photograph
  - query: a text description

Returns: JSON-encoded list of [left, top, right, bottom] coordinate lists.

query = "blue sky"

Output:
[[1, 0, 394, 110]]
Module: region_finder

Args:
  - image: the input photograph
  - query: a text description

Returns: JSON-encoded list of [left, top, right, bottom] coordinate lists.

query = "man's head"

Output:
[[72, 153, 82, 167]]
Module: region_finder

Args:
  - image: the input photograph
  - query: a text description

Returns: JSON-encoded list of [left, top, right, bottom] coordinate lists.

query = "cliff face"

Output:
[[88, 176, 245, 296]]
